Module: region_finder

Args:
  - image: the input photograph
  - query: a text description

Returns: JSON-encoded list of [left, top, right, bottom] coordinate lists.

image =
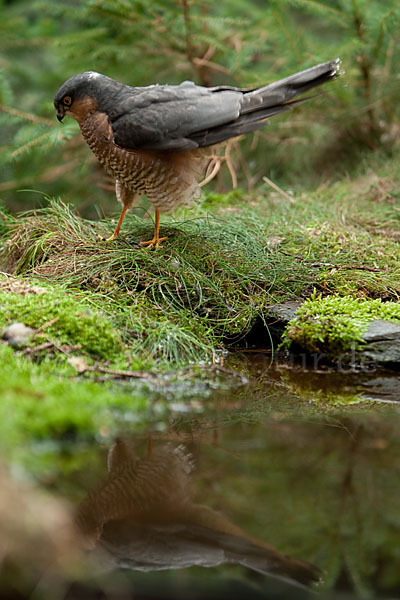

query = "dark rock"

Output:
[[362, 319, 400, 366], [361, 377, 400, 402], [264, 301, 302, 338], [363, 319, 400, 342], [242, 301, 302, 348], [246, 302, 400, 371], [267, 301, 302, 324]]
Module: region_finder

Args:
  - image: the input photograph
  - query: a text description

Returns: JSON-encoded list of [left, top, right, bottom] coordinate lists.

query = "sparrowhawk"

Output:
[[54, 59, 340, 247]]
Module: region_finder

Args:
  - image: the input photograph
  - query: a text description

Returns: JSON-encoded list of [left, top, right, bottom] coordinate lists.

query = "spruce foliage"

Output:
[[0, 0, 399, 214]]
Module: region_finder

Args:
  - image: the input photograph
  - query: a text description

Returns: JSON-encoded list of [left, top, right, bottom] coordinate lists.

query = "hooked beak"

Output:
[[56, 107, 65, 122]]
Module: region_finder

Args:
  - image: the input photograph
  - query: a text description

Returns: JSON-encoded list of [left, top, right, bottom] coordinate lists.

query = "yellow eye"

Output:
[[63, 96, 72, 106]]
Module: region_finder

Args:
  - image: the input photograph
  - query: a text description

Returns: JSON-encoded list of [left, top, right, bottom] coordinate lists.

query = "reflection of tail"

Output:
[[76, 439, 321, 586], [183, 504, 321, 586]]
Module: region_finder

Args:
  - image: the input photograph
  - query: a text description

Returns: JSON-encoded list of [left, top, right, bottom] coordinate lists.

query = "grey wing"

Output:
[[111, 82, 243, 152], [111, 59, 340, 152]]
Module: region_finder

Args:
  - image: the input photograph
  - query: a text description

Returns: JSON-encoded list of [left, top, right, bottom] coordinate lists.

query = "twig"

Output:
[[192, 57, 231, 76], [22, 342, 55, 356], [307, 262, 380, 272], [0, 104, 56, 127], [22, 341, 81, 356], [225, 141, 238, 189], [33, 317, 59, 336], [262, 176, 295, 203], [85, 366, 157, 380], [280, 252, 381, 273]]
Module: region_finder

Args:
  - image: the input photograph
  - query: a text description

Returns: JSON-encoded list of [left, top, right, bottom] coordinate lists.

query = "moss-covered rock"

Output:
[[0, 275, 122, 359], [282, 294, 400, 359]]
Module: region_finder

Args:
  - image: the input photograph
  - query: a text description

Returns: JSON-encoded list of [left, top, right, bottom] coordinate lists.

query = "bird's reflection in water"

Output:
[[76, 437, 321, 588]]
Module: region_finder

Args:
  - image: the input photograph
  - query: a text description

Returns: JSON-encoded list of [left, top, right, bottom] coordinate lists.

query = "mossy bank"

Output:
[[0, 149, 399, 440]]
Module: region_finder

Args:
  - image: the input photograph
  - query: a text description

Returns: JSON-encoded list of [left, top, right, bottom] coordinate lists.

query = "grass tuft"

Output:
[[0, 200, 311, 345]]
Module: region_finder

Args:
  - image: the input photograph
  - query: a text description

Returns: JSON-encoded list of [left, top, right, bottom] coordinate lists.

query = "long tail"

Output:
[[242, 58, 341, 111], [193, 58, 341, 146]]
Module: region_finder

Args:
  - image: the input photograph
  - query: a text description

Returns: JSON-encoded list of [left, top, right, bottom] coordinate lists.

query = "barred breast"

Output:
[[75, 443, 195, 542], [80, 112, 210, 212]]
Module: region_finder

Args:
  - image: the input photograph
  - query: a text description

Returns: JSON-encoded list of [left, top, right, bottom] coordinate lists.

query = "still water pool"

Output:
[[1, 354, 400, 599]]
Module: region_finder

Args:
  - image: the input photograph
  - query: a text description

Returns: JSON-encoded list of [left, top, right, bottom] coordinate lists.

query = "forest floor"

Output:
[[1, 146, 399, 445]]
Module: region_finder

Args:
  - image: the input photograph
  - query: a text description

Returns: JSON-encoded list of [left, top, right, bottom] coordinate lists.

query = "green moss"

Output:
[[201, 189, 246, 210], [0, 344, 147, 445], [0, 276, 122, 359], [282, 294, 400, 357]]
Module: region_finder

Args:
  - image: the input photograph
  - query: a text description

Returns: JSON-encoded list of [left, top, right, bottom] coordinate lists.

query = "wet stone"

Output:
[[264, 301, 302, 338], [362, 319, 400, 366], [266, 301, 302, 323]]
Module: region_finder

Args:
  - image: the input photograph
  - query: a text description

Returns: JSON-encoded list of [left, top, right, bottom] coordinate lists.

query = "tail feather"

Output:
[[192, 58, 341, 147], [242, 58, 341, 112]]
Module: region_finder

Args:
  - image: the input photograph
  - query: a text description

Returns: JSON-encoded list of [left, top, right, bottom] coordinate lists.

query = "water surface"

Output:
[[1, 354, 400, 599]]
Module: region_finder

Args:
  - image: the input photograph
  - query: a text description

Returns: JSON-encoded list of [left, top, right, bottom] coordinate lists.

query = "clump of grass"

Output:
[[0, 200, 311, 341], [127, 311, 215, 364], [0, 273, 215, 366], [282, 293, 400, 358]]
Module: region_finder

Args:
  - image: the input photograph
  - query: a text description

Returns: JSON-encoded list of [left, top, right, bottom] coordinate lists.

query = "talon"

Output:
[[139, 238, 156, 248], [105, 233, 118, 243], [98, 233, 117, 242], [156, 236, 168, 248], [139, 209, 167, 249], [98, 204, 128, 243], [139, 235, 168, 249]]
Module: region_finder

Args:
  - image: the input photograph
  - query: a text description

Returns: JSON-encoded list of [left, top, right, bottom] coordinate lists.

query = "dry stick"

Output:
[[192, 56, 231, 76], [85, 366, 157, 380], [22, 342, 55, 356], [279, 250, 381, 272], [308, 262, 380, 272], [262, 176, 295, 203], [340, 264, 380, 272], [22, 341, 81, 357], [33, 317, 59, 336]]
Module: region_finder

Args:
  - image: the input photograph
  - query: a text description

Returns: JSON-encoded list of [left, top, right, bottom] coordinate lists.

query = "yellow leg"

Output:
[[140, 209, 168, 249], [99, 205, 129, 242]]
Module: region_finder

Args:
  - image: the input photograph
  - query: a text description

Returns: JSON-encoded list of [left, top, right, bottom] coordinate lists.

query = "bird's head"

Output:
[[54, 71, 124, 123]]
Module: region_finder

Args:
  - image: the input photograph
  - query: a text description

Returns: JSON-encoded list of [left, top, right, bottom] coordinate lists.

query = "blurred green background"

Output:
[[1, 0, 399, 219]]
